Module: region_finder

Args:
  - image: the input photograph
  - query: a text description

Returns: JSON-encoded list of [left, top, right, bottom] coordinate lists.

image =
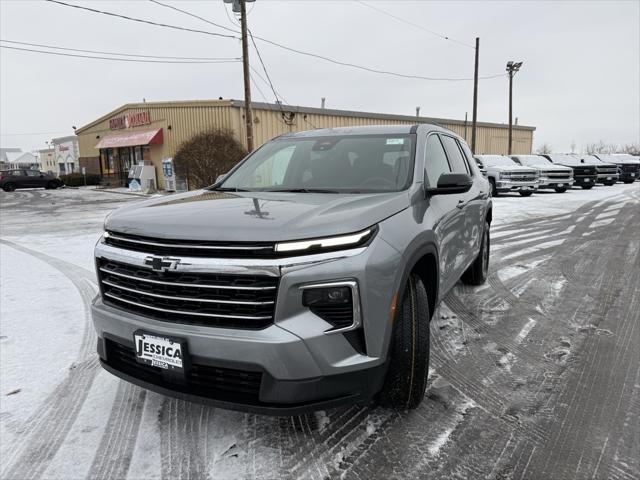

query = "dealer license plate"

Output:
[[631, 173, 636, 177], [584, 178, 590, 182], [134, 332, 185, 371], [557, 183, 564, 187], [606, 177, 612, 180]]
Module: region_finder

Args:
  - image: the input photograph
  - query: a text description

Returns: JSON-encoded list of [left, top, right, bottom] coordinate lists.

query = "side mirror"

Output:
[[427, 173, 473, 195], [215, 173, 227, 183]]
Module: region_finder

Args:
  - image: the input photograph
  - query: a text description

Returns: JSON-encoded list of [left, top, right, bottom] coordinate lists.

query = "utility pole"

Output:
[[506, 60, 523, 155], [471, 37, 479, 154], [239, 0, 254, 151]]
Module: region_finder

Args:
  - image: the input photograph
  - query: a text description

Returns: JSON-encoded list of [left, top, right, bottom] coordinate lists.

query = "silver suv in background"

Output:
[[92, 125, 492, 414], [474, 154, 539, 197], [510, 155, 574, 193]]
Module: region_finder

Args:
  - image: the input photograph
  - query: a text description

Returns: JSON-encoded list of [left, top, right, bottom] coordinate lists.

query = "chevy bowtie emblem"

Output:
[[144, 255, 180, 272]]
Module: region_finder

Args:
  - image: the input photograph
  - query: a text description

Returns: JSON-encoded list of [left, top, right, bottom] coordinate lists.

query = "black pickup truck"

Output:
[[594, 154, 640, 183]]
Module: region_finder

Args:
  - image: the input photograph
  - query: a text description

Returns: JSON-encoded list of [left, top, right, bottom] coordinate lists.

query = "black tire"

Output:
[[623, 180, 634, 184], [604, 182, 615, 186], [462, 221, 490, 285], [2, 183, 16, 192], [581, 185, 593, 190], [489, 178, 499, 197], [46, 181, 59, 190], [519, 191, 533, 197], [554, 186, 568, 193], [379, 273, 430, 410]]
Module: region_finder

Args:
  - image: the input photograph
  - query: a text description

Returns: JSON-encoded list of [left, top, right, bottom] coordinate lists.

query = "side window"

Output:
[[424, 134, 451, 186], [25, 170, 39, 176], [457, 140, 476, 175], [441, 135, 469, 174]]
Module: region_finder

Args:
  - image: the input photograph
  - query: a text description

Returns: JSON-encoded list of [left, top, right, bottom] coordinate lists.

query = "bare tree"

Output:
[[570, 140, 576, 154], [584, 140, 619, 155], [174, 129, 247, 190], [535, 143, 553, 154], [622, 143, 640, 156]]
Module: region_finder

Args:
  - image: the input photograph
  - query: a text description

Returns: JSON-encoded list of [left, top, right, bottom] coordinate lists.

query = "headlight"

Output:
[[275, 227, 376, 254], [499, 172, 511, 179]]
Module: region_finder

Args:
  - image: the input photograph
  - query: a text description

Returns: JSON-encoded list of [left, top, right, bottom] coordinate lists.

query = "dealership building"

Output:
[[76, 99, 535, 190]]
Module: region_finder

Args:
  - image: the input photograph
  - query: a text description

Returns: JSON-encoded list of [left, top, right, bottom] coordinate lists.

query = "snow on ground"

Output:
[[0, 182, 638, 479]]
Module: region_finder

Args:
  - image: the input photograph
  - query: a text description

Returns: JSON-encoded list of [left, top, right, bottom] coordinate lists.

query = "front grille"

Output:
[[105, 339, 262, 400], [510, 175, 537, 182], [622, 164, 640, 173], [596, 166, 618, 175], [98, 259, 278, 329], [572, 167, 596, 176], [105, 231, 276, 258], [543, 171, 572, 180]]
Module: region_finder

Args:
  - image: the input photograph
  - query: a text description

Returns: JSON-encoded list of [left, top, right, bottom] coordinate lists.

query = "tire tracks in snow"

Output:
[[0, 240, 101, 480]]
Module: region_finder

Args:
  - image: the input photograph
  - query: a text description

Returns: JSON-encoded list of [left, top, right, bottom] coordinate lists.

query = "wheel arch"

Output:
[[397, 243, 439, 322]]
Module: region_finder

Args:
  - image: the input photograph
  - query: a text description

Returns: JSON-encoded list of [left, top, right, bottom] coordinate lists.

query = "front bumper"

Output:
[[538, 178, 574, 188], [92, 235, 403, 413], [596, 173, 619, 184], [619, 172, 637, 182], [574, 175, 598, 186], [495, 180, 538, 192]]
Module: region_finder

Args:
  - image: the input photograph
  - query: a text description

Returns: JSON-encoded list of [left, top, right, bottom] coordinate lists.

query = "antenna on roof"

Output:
[[416, 106, 421, 117]]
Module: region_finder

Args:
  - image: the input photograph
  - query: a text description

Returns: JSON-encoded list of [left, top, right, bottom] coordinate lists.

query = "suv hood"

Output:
[[106, 190, 411, 242]]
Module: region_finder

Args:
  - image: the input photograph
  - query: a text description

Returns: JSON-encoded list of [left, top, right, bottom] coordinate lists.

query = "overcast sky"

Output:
[[1, 0, 638, 153]]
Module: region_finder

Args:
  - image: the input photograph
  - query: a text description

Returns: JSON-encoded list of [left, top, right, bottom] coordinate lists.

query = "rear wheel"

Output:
[[519, 191, 533, 197], [581, 185, 593, 190], [2, 183, 16, 192], [46, 181, 59, 190], [462, 221, 490, 285], [379, 273, 430, 410], [554, 186, 568, 193], [489, 178, 498, 197]]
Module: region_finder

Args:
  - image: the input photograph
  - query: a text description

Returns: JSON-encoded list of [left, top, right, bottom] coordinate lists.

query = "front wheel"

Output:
[[2, 183, 16, 192], [379, 273, 430, 410], [519, 191, 533, 197], [623, 180, 635, 184], [46, 181, 59, 190], [554, 186, 568, 193], [581, 185, 593, 190]]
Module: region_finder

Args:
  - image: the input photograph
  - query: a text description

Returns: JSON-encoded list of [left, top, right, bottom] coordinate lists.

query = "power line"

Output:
[[49, 0, 501, 82], [248, 30, 284, 106], [149, 0, 239, 35], [1, 39, 240, 61], [354, 1, 475, 49], [45, 0, 239, 39], [1, 131, 70, 136], [0, 45, 242, 64]]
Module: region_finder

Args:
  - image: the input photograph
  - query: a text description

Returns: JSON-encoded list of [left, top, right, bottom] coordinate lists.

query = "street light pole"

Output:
[[506, 61, 523, 155]]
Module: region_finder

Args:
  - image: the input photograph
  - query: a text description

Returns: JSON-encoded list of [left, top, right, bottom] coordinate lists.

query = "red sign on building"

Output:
[[109, 111, 151, 130]]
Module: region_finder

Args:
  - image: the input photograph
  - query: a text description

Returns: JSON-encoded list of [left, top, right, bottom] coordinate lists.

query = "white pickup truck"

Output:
[[510, 155, 574, 193], [474, 155, 539, 197]]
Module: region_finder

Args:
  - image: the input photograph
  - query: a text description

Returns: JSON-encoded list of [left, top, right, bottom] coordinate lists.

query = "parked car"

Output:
[[594, 154, 640, 183], [0, 169, 63, 192], [474, 155, 539, 197], [580, 155, 618, 186], [474, 158, 488, 177], [92, 125, 492, 414], [540, 154, 598, 189], [510, 154, 574, 193]]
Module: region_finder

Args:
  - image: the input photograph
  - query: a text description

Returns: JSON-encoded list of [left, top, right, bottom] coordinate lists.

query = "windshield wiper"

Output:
[[208, 187, 250, 192], [262, 188, 341, 193]]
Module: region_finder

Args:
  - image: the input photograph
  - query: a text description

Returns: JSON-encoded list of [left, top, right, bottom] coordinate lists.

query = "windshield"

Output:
[[217, 134, 415, 193], [478, 155, 517, 167], [517, 155, 551, 166]]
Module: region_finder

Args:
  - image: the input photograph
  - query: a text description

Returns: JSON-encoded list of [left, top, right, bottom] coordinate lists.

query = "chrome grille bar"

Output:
[[104, 292, 273, 320], [99, 267, 276, 290], [102, 280, 275, 305], [106, 232, 272, 251]]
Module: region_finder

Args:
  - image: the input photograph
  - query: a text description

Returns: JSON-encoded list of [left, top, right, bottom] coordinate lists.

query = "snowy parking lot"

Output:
[[1, 184, 639, 480]]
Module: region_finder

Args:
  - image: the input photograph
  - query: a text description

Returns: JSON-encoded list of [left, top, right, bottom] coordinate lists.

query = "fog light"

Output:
[[300, 281, 360, 332]]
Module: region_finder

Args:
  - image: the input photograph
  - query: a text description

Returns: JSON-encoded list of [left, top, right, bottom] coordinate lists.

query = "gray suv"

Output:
[[92, 125, 492, 414]]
